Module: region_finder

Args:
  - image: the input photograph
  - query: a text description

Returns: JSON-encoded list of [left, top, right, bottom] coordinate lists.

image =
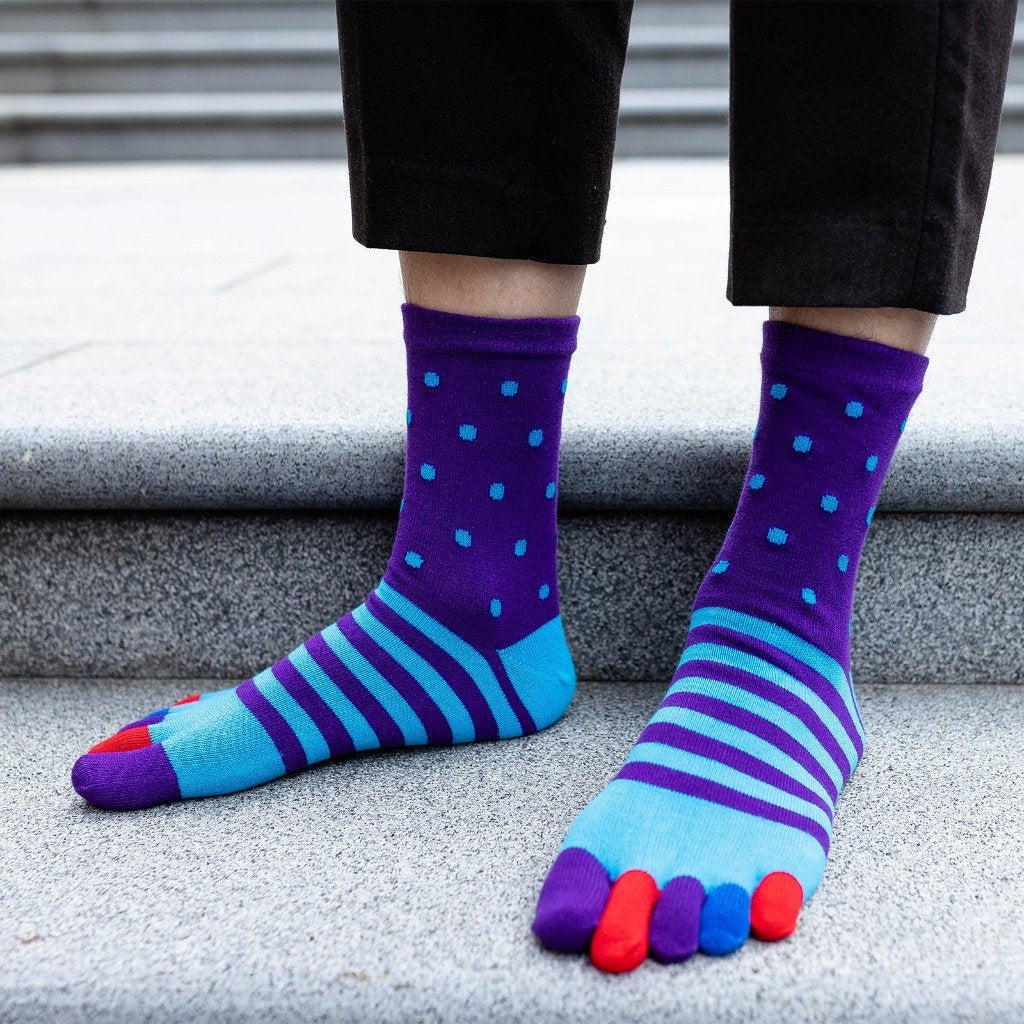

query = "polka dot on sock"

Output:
[[420, 463, 436, 481], [490, 598, 502, 618], [866, 505, 876, 525], [820, 494, 839, 513], [770, 383, 788, 399], [767, 526, 788, 545], [404, 551, 424, 569], [749, 473, 765, 490], [455, 529, 471, 548], [793, 435, 812, 453], [538, 583, 551, 600], [514, 539, 527, 557], [865, 454, 879, 472], [489, 482, 505, 500], [801, 587, 817, 605], [501, 380, 519, 397], [845, 401, 864, 418], [528, 429, 544, 447], [837, 554, 850, 572], [459, 423, 477, 441], [545, 482, 556, 499], [424, 371, 439, 388], [712, 560, 730, 574]]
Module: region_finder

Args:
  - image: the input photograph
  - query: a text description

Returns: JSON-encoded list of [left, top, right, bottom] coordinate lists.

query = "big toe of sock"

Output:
[[72, 744, 181, 810], [532, 848, 611, 953]]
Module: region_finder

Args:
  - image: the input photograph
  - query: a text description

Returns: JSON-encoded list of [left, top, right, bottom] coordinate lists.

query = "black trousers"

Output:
[[336, 1, 1016, 315]]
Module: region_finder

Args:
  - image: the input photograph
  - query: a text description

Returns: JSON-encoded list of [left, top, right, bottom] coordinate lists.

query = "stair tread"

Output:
[[0, 159, 1021, 512], [2, 676, 1022, 1024]]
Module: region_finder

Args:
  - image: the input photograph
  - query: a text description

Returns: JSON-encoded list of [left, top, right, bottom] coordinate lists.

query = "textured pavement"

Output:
[[3, 677, 1023, 1024]]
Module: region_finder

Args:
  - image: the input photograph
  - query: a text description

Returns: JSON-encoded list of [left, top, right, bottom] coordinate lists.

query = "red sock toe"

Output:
[[89, 724, 153, 754], [590, 870, 660, 973], [750, 872, 803, 941], [173, 694, 200, 706]]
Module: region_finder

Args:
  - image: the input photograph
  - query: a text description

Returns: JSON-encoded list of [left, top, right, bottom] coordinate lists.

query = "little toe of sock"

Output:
[[750, 872, 803, 941], [648, 875, 704, 963], [533, 848, 611, 953], [72, 743, 181, 810], [589, 870, 660, 973], [698, 883, 751, 956]]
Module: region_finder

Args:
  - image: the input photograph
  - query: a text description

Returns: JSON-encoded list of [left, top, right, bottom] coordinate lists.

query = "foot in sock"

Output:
[[72, 303, 579, 810], [533, 321, 928, 971]]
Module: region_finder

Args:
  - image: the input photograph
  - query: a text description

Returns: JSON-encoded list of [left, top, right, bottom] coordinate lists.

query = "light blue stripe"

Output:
[[289, 638, 380, 751], [351, 604, 477, 742], [626, 741, 833, 834], [252, 666, 331, 765], [649, 704, 834, 807], [668, 675, 846, 792], [374, 580, 521, 737], [689, 605, 863, 738], [562, 779, 828, 895], [318, 621, 428, 746], [680, 641, 860, 770]]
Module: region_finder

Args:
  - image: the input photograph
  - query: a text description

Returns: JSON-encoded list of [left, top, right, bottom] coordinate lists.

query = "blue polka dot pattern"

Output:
[[837, 554, 849, 573], [455, 529, 472, 548], [712, 560, 730, 574], [514, 539, 527, 557], [793, 435, 812, 453], [489, 482, 505, 501], [423, 371, 439, 388], [845, 401, 864, 418], [545, 482, 557, 499], [770, 383, 788, 400], [404, 551, 424, 569], [767, 527, 788, 546], [528, 429, 544, 447], [459, 423, 477, 441], [801, 587, 817, 605], [501, 380, 519, 397], [420, 463, 436, 481], [749, 474, 765, 490], [490, 598, 502, 618], [538, 583, 551, 600], [820, 494, 839, 513], [865, 455, 879, 472], [866, 505, 876, 525]]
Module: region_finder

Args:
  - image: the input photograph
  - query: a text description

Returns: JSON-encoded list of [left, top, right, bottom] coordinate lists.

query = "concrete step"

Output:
[[0, 158, 1021, 684], [3, 676, 1023, 1023]]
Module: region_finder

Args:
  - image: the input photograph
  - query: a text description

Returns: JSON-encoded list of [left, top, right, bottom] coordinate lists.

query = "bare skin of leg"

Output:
[[400, 251, 587, 319], [770, 306, 936, 355]]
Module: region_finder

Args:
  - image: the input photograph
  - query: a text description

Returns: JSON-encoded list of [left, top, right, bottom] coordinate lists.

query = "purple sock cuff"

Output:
[[762, 320, 929, 394], [402, 302, 579, 357]]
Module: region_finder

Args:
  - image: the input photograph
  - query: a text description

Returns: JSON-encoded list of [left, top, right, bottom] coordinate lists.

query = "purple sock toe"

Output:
[[72, 744, 181, 810], [649, 875, 704, 963], [532, 847, 611, 952]]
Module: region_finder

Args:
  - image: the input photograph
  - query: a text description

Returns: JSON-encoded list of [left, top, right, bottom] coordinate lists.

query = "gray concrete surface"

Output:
[[0, 159, 1022, 511], [0, 510, 1020, 685], [2, 677, 1022, 1024]]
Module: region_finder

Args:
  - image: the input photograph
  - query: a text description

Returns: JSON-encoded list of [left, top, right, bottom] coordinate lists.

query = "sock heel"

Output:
[[497, 615, 577, 731]]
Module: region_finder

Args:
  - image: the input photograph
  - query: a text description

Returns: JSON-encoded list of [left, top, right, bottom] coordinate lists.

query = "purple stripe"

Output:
[[617, 760, 830, 852], [341, 613, 453, 745], [686, 622, 864, 757], [662, 691, 839, 802], [366, 591, 501, 741], [675, 658, 853, 781], [270, 655, 355, 758], [304, 631, 402, 748], [236, 679, 307, 774], [480, 648, 536, 736], [638, 721, 834, 818]]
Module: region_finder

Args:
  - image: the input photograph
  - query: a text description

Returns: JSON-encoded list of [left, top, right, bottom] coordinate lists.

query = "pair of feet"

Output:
[[71, 308, 928, 973]]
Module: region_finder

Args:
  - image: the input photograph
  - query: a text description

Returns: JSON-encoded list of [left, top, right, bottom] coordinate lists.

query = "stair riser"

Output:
[[1, 510, 1018, 684]]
